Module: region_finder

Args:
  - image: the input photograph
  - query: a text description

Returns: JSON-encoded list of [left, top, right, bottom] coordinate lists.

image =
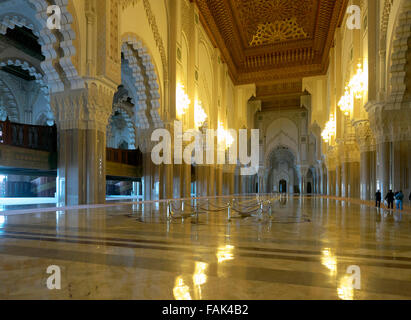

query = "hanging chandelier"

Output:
[[194, 100, 207, 129], [321, 114, 336, 143], [217, 121, 234, 149], [337, 64, 366, 116], [176, 83, 190, 117]]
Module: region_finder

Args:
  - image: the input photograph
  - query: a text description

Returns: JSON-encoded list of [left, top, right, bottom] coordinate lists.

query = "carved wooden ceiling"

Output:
[[193, 0, 348, 84]]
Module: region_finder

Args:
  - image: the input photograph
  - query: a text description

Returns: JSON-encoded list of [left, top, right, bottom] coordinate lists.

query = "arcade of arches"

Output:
[[0, 0, 411, 300], [0, 0, 410, 205]]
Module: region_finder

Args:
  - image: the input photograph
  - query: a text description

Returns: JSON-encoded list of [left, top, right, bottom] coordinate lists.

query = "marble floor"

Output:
[[0, 195, 411, 300]]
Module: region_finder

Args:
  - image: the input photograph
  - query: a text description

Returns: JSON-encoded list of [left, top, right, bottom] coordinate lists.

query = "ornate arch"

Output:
[[0, 58, 54, 124], [0, 77, 19, 122], [0, 14, 39, 38], [26, 0, 83, 92], [0, 59, 47, 90], [381, 0, 394, 44], [108, 105, 136, 149], [121, 34, 163, 129], [264, 144, 298, 170]]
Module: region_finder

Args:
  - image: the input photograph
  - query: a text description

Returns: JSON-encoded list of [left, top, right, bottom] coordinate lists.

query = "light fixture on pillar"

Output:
[[321, 114, 336, 143], [225, 131, 234, 148], [176, 83, 190, 117], [194, 100, 207, 129], [348, 64, 366, 99], [337, 64, 366, 116], [338, 87, 353, 116], [217, 121, 234, 149]]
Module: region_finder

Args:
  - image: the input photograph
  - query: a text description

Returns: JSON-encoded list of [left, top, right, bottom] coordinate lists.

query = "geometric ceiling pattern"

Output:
[[193, 0, 348, 84]]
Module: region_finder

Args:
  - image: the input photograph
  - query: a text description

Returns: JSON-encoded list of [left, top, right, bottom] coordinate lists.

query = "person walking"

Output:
[[375, 190, 381, 208], [395, 190, 404, 211], [385, 190, 395, 209]]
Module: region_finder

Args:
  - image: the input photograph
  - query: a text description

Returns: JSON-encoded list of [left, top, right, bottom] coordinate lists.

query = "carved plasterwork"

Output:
[[387, 0, 411, 108], [353, 120, 375, 152], [194, 0, 348, 83], [233, 0, 313, 43], [0, 14, 39, 39], [380, 0, 394, 44], [250, 18, 308, 46], [121, 36, 163, 130], [0, 76, 19, 122], [30, 0, 84, 92], [51, 81, 115, 131]]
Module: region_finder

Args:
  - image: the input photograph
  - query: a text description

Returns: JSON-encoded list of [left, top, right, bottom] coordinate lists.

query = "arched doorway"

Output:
[[307, 182, 312, 194], [279, 180, 287, 193]]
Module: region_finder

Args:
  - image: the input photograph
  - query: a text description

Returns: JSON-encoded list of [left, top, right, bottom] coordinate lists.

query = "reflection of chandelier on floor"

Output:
[[337, 64, 366, 116]]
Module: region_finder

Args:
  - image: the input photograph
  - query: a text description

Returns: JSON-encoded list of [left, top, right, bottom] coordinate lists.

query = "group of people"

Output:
[[375, 189, 410, 210]]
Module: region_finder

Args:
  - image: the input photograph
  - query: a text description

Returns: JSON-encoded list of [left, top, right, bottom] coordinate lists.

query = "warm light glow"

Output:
[[217, 122, 234, 149], [173, 276, 192, 300], [216, 245, 235, 263], [321, 114, 336, 143], [321, 248, 337, 274], [176, 84, 190, 117], [348, 64, 366, 99], [337, 275, 355, 300], [338, 87, 353, 116], [337, 64, 366, 116], [193, 262, 208, 286], [194, 100, 207, 128]]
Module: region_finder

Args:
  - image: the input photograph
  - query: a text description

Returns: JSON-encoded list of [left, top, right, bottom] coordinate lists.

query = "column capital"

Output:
[[51, 80, 116, 131], [353, 119, 376, 152]]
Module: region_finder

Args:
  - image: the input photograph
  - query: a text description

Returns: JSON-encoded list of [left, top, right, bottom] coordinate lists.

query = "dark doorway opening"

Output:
[[279, 180, 287, 193], [307, 182, 312, 194]]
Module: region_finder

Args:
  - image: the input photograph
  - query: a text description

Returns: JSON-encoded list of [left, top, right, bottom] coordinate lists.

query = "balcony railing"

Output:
[[0, 120, 57, 152], [106, 148, 143, 167], [0, 120, 143, 168]]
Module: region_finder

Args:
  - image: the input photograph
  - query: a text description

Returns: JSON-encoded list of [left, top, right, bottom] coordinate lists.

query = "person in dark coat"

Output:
[[385, 190, 395, 209], [375, 190, 381, 208]]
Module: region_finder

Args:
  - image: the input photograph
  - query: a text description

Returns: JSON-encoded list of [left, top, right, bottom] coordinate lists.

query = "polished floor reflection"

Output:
[[1, 195, 411, 300]]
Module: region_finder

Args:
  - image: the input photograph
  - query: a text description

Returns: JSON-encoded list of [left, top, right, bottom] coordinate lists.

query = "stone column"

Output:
[[354, 120, 376, 200], [377, 141, 391, 197], [340, 162, 348, 198], [335, 164, 341, 197], [52, 83, 114, 205], [208, 165, 216, 196], [327, 170, 336, 196], [360, 151, 371, 200], [182, 163, 191, 198]]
